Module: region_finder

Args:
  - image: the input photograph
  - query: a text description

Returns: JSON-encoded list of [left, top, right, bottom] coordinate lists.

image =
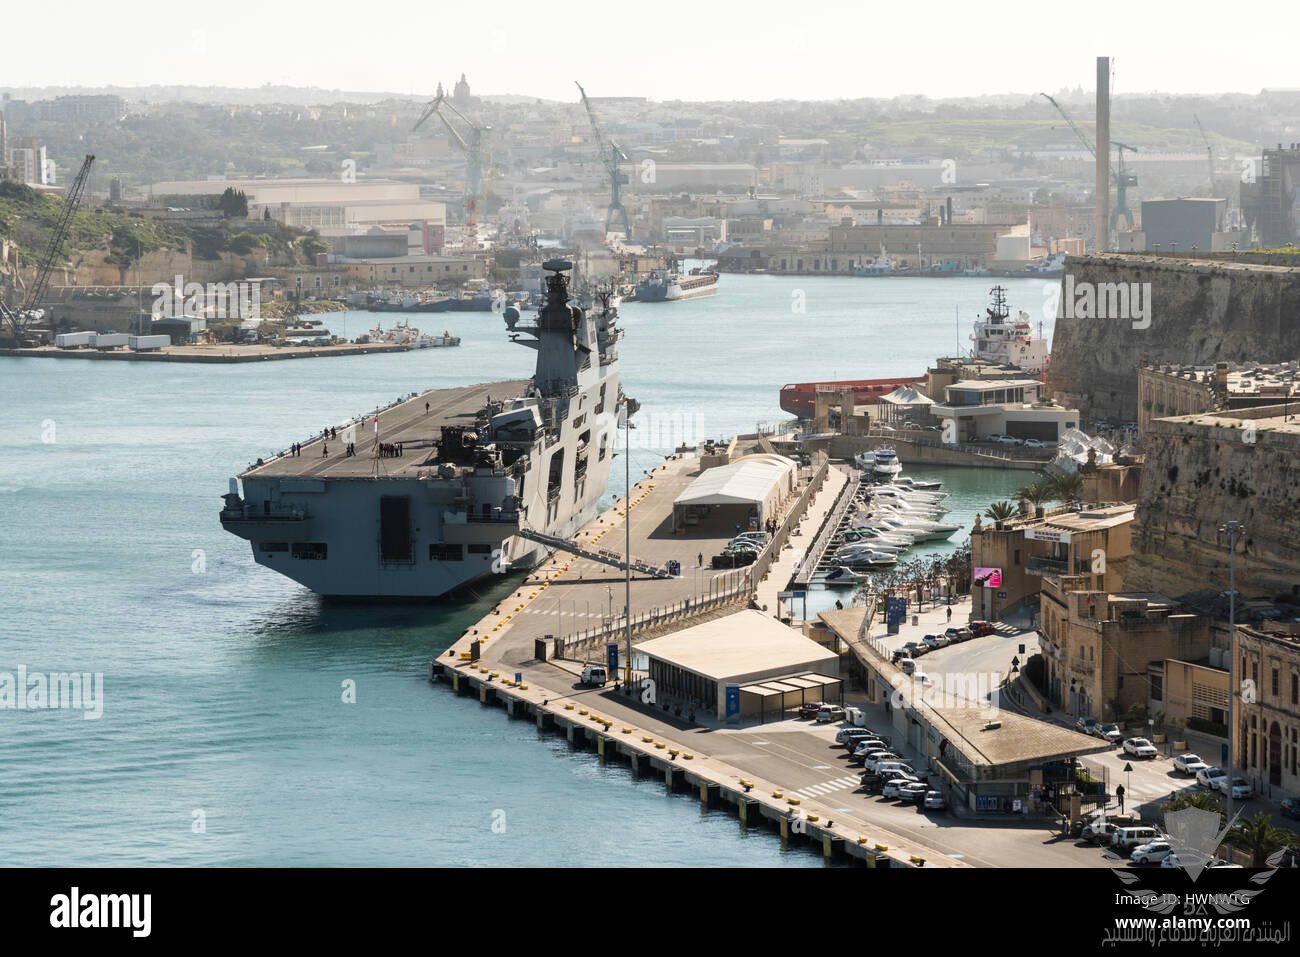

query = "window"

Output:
[[1272, 668, 1280, 698], [429, 544, 463, 561], [467, 544, 492, 555], [1013, 549, 1021, 565], [1292, 673, 1297, 706], [291, 542, 328, 560]]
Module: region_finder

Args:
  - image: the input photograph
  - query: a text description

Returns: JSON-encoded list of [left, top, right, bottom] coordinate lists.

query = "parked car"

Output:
[[945, 626, 974, 642], [993, 435, 1024, 446], [1131, 840, 1175, 865], [815, 705, 846, 724], [1123, 737, 1158, 759], [863, 752, 905, 772], [1280, 797, 1300, 820], [732, 531, 770, 545], [1093, 723, 1123, 743], [922, 633, 949, 649], [1081, 819, 1127, 844], [837, 728, 882, 747], [1022, 438, 1051, 449], [968, 620, 996, 637], [901, 641, 929, 658], [1196, 766, 1227, 790], [873, 761, 917, 779], [851, 747, 892, 766], [1111, 826, 1163, 852], [1217, 776, 1252, 800], [798, 701, 825, 720], [1075, 716, 1099, 735], [579, 665, 607, 687], [898, 781, 930, 804], [899, 658, 918, 676], [923, 789, 947, 810], [1173, 753, 1209, 776], [882, 775, 922, 799]]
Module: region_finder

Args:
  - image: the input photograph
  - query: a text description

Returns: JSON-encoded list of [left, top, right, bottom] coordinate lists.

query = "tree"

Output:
[[1016, 481, 1054, 508], [984, 501, 1017, 526], [216, 187, 249, 218], [1161, 789, 1224, 818], [1228, 812, 1298, 867], [1046, 471, 1084, 504]]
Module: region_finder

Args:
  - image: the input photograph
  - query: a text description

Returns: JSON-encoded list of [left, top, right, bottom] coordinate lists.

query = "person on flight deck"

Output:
[[426, 402, 430, 414], [322, 444, 328, 457]]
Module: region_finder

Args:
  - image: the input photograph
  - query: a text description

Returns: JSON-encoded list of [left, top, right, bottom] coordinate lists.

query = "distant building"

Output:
[[1137, 360, 1300, 436], [1038, 576, 1213, 721], [1241, 144, 1300, 247], [9, 137, 48, 185], [828, 223, 1020, 269], [970, 504, 1134, 622], [1233, 623, 1300, 796], [928, 378, 1079, 443], [1140, 198, 1226, 252]]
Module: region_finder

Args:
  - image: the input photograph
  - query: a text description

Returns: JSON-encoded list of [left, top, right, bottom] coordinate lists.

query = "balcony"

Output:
[[1069, 657, 1096, 676], [1027, 555, 1069, 576]]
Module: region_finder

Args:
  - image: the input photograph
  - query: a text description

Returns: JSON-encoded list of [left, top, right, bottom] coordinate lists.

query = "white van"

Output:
[[580, 665, 607, 687], [1111, 826, 1161, 852], [899, 657, 917, 675]]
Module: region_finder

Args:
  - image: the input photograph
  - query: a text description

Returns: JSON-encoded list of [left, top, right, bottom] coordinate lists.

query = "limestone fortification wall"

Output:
[[1048, 254, 1300, 422], [1127, 406, 1300, 601]]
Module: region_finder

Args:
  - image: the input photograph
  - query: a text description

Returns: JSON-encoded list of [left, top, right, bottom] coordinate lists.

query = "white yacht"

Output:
[[854, 447, 903, 478]]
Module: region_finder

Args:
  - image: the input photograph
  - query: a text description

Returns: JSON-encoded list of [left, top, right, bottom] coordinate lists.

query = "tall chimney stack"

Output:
[[1095, 56, 1110, 253]]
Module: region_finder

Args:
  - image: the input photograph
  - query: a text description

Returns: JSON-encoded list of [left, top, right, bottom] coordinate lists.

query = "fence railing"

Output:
[[555, 452, 830, 661], [555, 570, 753, 660]]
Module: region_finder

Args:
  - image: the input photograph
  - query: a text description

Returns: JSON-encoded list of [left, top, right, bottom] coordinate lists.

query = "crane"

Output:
[[1040, 93, 1137, 236], [1193, 113, 1215, 195], [574, 81, 631, 236], [412, 86, 488, 230], [2, 153, 95, 341]]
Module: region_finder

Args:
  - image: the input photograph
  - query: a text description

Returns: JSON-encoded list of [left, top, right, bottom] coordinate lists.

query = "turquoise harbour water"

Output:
[[0, 276, 1050, 866]]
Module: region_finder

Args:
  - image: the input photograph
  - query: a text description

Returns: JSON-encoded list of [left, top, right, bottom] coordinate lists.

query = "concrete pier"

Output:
[[425, 447, 969, 868]]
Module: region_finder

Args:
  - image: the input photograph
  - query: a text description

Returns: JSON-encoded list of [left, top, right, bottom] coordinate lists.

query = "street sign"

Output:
[[724, 684, 741, 718], [997, 591, 1007, 600], [1123, 762, 1134, 773], [1018, 643, 1026, 655]]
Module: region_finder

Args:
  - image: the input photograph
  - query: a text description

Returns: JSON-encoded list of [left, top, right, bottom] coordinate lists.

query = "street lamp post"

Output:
[[1218, 520, 1245, 824]]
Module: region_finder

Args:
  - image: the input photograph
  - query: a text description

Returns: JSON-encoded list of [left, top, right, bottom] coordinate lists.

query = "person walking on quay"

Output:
[[697, 552, 703, 568], [1116, 784, 1126, 814], [322, 443, 328, 457], [947, 607, 953, 624]]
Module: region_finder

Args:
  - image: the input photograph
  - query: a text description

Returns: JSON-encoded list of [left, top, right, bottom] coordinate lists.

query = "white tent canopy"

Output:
[[880, 386, 934, 407], [674, 453, 797, 522]]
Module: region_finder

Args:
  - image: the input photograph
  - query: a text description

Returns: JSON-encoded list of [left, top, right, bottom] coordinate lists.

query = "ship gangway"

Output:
[[516, 527, 674, 579]]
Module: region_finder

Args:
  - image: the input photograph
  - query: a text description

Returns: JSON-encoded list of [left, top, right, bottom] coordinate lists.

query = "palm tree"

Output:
[[984, 501, 1017, 527], [1228, 812, 1298, 867], [1046, 471, 1084, 504], [1161, 789, 1224, 817], [1016, 481, 1054, 516]]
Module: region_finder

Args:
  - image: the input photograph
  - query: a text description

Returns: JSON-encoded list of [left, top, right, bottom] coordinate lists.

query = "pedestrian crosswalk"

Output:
[[793, 775, 861, 798]]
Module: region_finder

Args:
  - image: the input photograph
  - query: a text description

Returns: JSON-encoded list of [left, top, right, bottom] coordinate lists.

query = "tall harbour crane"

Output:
[[2, 153, 95, 341], [575, 81, 631, 236], [1193, 113, 1216, 195], [413, 87, 488, 229], [1040, 93, 1137, 235]]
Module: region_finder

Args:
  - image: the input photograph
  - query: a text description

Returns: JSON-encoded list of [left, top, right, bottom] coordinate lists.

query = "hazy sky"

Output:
[[6, 0, 1296, 101]]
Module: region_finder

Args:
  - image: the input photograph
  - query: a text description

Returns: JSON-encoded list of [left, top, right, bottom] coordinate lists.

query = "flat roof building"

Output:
[[639, 610, 840, 722], [673, 453, 797, 533], [930, 378, 1079, 443]]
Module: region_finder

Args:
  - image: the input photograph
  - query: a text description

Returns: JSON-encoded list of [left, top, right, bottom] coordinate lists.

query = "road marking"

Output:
[[794, 775, 863, 798]]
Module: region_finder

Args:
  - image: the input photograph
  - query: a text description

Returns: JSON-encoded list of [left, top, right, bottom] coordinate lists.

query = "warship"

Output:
[[220, 260, 629, 599]]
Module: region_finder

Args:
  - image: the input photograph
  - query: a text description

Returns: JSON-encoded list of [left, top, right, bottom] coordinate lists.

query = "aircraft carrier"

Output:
[[220, 260, 629, 599]]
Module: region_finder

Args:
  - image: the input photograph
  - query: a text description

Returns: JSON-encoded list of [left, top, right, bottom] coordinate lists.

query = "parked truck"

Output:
[[129, 334, 171, 352], [54, 331, 95, 349], [92, 333, 129, 349]]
